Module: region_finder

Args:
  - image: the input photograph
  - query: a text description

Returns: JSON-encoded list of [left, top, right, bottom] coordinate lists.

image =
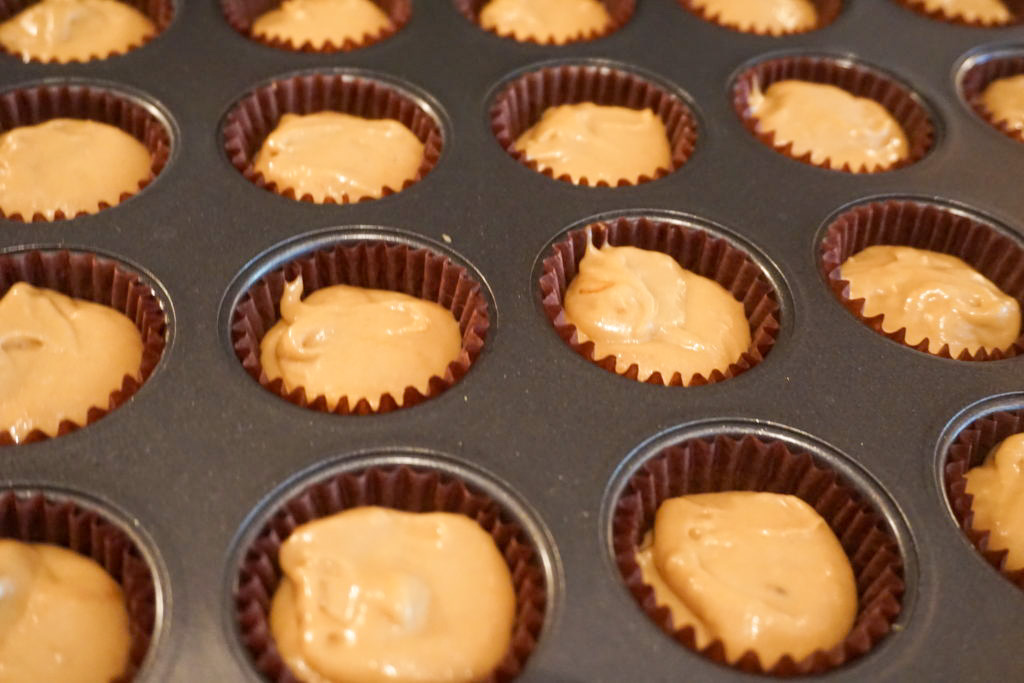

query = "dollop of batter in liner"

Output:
[[259, 277, 462, 410], [636, 492, 858, 667], [269, 507, 516, 683], [0, 282, 144, 443], [252, 0, 393, 48], [0, 540, 132, 683], [563, 239, 750, 382], [0, 118, 152, 220], [252, 111, 424, 203], [513, 103, 672, 185], [479, 0, 611, 43], [748, 80, 909, 171], [981, 73, 1024, 133], [0, 0, 154, 63], [691, 0, 817, 33], [839, 245, 1020, 356], [919, 0, 1011, 24], [964, 433, 1024, 571]]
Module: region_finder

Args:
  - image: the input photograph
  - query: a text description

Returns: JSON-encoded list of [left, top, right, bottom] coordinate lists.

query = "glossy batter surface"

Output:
[[260, 278, 462, 410], [748, 80, 909, 171], [981, 73, 1024, 133], [564, 240, 750, 382], [692, 0, 817, 33], [0, 540, 131, 683], [252, 0, 393, 48], [0, 0, 154, 62], [253, 111, 424, 203], [965, 433, 1024, 571], [637, 492, 857, 667], [840, 245, 1020, 356], [479, 0, 611, 43], [920, 0, 1011, 23], [0, 118, 151, 220], [269, 507, 516, 683], [0, 282, 144, 443], [514, 103, 671, 184]]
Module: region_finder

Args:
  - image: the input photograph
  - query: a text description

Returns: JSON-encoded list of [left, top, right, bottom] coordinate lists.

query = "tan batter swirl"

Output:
[[965, 433, 1024, 571], [691, 0, 817, 33], [269, 507, 516, 683], [0, 282, 144, 443], [479, 0, 611, 43], [0, 118, 152, 220], [252, 0, 393, 48], [513, 103, 671, 185], [919, 0, 1011, 23], [840, 245, 1020, 356], [253, 111, 424, 203], [0, 540, 131, 683], [259, 277, 462, 410], [981, 73, 1024, 133], [748, 80, 909, 171], [563, 239, 750, 383], [636, 492, 857, 667], [0, 0, 154, 63]]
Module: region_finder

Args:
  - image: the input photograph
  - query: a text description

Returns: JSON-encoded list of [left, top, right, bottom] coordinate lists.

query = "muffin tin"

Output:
[[1, 1, 1023, 681]]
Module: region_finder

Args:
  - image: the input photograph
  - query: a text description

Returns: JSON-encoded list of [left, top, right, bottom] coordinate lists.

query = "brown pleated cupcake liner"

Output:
[[678, 0, 841, 36], [539, 216, 780, 386], [732, 56, 934, 173], [0, 84, 171, 222], [0, 249, 168, 446], [221, 0, 410, 52], [893, 0, 1023, 27], [231, 239, 489, 415], [223, 72, 442, 204], [944, 408, 1024, 589], [820, 199, 1024, 361], [0, 0, 173, 63], [961, 52, 1024, 143], [612, 433, 905, 675], [490, 64, 697, 187], [0, 489, 159, 681], [455, 0, 634, 45], [234, 463, 547, 682]]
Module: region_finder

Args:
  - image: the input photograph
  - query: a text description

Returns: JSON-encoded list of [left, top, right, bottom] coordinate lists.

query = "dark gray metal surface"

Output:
[[1, 0, 1022, 680]]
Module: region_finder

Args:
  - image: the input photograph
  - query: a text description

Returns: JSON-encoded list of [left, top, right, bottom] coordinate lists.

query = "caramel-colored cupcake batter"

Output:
[[0, 118, 152, 220], [919, 0, 1011, 23], [0, 0, 154, 63], [252, 111, 424, 203], [692, 0, 817, 33], [260, 277, 462, 410], [0, 282, 144, 443], [270, 507, 516, 683], [251, 0, 393, 48], [840, 245, 1020, 356], [981, 73, 1024, 133], [563, 240, 750, 383], [479, 0, 611, 43], [637, 492, 857, 666], [514, 103, 671, 185], [748, 80, 909, 171], [965, 433, 1024, 571], [0, 540, 131, 683]]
